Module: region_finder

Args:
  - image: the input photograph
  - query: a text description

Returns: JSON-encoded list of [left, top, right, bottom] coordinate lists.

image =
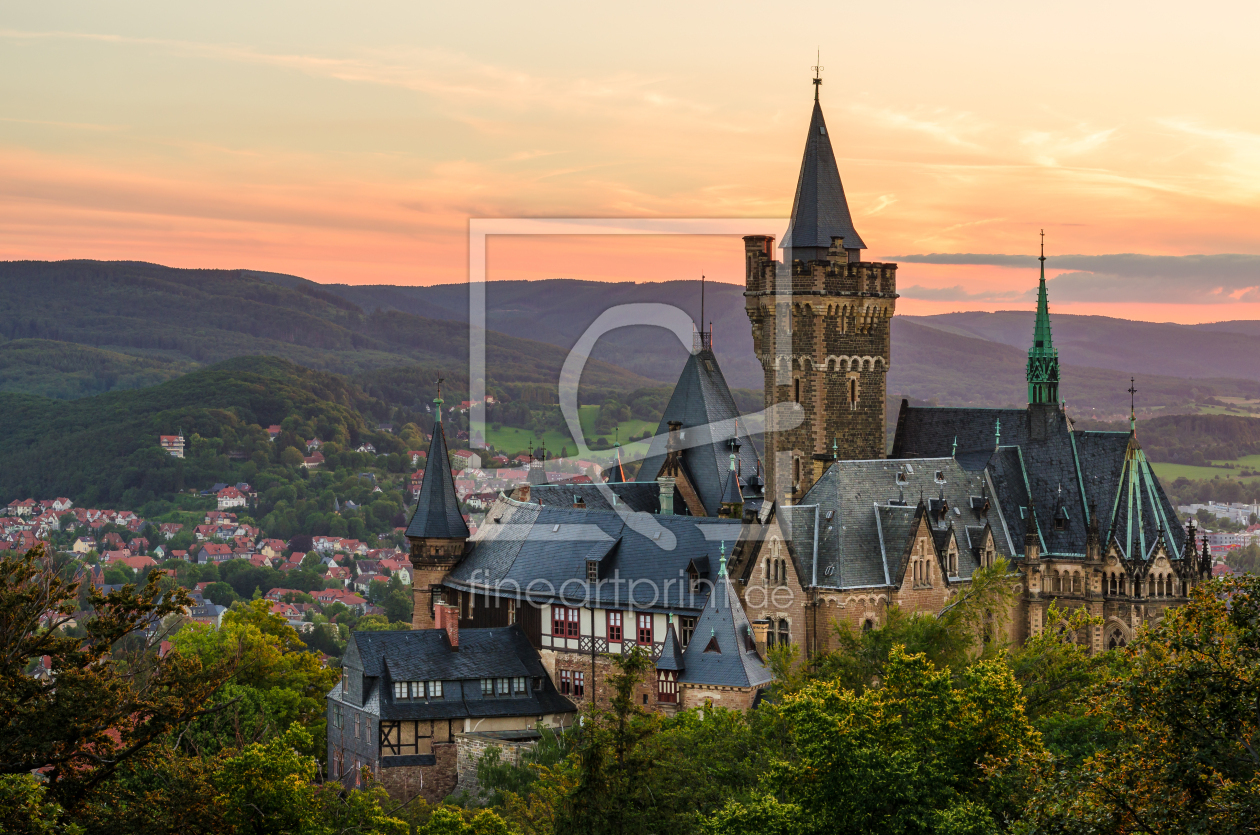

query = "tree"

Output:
[[1018, 576, 1260, 832], [706, 647, 1041, 835], [0, 545, 230, 810], [201, 581, 238, 607]]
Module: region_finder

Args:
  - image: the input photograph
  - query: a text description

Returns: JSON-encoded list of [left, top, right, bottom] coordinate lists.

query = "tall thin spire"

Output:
[[812, 52, 823, 102], [434, 376, 444, 422], [1128, 377, 1137, 434], [781, 75, 866, 262], [1027, 230, 1060, 406]]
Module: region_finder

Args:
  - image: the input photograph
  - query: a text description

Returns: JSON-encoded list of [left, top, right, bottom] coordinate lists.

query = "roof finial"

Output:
[[812, 51, 823, 102], [434, 376, 445, 422], [1128, 377, 1137, 433], [719, 541, 727, 577], [1040, 228, 1046, 264], [995, 418, 1001, 449], [951, 435, 958, 458]]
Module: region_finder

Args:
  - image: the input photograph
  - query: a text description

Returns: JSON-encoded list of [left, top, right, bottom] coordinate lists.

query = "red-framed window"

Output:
[[637, 613, 653, 645], [552, 606, 579, 638], [607, 610, 623, 642], [559, 670, 572, 695], [657, 669, 677, 703], [573, 671, 585, 697]]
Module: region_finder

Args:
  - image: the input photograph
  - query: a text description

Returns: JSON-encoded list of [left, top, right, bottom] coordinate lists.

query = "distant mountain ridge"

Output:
[[302, 276, 1260, 416]]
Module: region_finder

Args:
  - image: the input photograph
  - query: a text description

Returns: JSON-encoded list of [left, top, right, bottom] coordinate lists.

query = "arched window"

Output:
[[793, 378, 801, 404], [1108, 628, 1127, 650], [849, 378, 858, 410], [1148, 577, 1155, 597], [863, 619, 874, 632], [778, 619, 790, 646], [793, 457, 801, 485]]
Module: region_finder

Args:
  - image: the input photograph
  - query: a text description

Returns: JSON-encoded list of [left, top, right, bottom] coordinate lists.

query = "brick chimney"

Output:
[[434, 601, 459, 650]]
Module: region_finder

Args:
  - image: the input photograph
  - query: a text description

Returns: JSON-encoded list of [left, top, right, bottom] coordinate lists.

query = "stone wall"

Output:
[[454, 733, 540, 801], [375, 742, 458, 805]]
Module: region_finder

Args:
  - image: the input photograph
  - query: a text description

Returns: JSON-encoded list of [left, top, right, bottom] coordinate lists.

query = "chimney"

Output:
[[751, 619, 770, 657], [435, 601, 459, 650], [657, 476, 676, 515], [667, 421, 682, 453]]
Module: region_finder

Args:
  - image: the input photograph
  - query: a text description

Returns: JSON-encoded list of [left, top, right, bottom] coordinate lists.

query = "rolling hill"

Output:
[[0, 260, 655, 400]]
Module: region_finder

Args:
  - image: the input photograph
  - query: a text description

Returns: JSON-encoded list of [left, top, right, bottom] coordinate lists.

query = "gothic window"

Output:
[[793, 378, 801, 403], [863, 619, 874, 632], [793, 457, 801, 485], [1107, 629, 1127, 650], [849, 377, 858, 410], [778, 619, 791, 646]]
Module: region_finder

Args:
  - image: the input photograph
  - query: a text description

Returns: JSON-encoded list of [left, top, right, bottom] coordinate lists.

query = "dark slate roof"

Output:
[[636, 348, 763, 517], [779, 99, 866, 253], [656, 620, 686, 672], [527, 453, 549, 486], [342, 625, 576, 721], [895, 402, 1185, 561], [529, 482, 661, 514], [719, 462, 743, 506], [789, 458, 1017, 590], [678, 566, 772, 689], [890, 401, 1028, 464], [404, 420, 468, 540], [447, 497, 743, 613]]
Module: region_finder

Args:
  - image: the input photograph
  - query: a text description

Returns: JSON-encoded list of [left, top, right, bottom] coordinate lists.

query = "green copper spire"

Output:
[[1027, 230, 1060, 405], [433, 376, 444, 423], [719, 541, 727, 577]]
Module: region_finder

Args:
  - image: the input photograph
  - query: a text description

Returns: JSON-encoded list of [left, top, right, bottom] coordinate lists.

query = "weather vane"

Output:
[[1128, 377, 1137, 429], [812, 51, 823, 100], [1039, 229, 1046, 263]]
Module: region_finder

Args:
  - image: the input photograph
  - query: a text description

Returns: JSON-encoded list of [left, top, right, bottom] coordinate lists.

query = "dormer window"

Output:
[[896, 472, 908, 485], [688, 565, 700, 593], [587, 560, 599, 582], [935, 471, 945, 484]]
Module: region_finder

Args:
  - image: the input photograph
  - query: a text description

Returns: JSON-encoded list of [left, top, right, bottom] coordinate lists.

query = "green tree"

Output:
[[707, 647, 1041, 835], [0, 545, 230, 811]]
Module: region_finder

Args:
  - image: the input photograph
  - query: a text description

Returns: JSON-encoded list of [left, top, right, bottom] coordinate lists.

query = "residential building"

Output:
[[160, 433, 185, 458]]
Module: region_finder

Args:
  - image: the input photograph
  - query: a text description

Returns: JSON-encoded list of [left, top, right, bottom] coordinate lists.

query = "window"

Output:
[[793, 379, 801, 403], [849, 378, 858, 410], [573, 671, 585, 697], [553, 606, 579, 638], [688, 566, 700, 593], [354, 713, 360, 739], [559, 670, 572, 695], [680, 616, 696, 648], [342, 668, 349, 694], [481, 678, 493, 696], [333, 703, 343, 729], [658, 669, 678, 703], [637, 613, 653, 645], [778, 619, 790, 646], [393, 681, 407, 700], [429, 680, 443, 698], [513, 677, 526, 695], [587, 560, 598, 582], [496, 678, 510, 696], [607, 611, 623, 642], [793, 457, 801, 485]]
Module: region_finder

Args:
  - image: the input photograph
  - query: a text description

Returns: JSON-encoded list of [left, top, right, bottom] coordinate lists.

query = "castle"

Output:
[[327, 80, 1213, 800]]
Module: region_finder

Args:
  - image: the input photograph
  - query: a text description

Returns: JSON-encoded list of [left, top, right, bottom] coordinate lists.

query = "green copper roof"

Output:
[[1027, 235, 1060, 405]]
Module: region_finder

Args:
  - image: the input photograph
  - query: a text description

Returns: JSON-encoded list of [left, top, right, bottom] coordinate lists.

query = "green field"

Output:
[[1151, 454, 1260, 484], [484, 405, 660, 462]]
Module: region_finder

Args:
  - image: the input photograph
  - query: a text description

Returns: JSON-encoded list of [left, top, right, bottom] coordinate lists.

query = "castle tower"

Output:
[[744, 82, 897, 504], [404, 384, 469, 629]]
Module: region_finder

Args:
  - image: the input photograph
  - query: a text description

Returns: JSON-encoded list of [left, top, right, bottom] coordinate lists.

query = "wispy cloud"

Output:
[[891, 252, 1260, 304], [899, 284, 1027, 302]]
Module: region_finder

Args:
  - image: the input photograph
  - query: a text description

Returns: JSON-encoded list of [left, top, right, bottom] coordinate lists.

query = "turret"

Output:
[[405, 382, 470, 629]]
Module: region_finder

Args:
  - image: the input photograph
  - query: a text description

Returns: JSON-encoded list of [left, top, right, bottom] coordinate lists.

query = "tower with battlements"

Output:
[[745, 81, 897, 504]]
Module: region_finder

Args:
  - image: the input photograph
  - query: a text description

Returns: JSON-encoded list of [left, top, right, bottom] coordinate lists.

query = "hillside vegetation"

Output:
[[0, 260, 653, 399]]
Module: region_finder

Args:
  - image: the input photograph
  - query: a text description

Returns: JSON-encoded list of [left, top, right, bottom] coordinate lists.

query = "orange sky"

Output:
[[3, 1, 1260, 323]]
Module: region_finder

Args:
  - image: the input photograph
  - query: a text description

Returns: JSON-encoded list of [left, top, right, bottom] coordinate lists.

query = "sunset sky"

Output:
[[3, 1, 1260, 322]]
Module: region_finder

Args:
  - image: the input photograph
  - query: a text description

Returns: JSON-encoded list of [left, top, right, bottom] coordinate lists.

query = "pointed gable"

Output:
[[678, 555, 772, 689], [637, 347, 762, 516], [780, 99, 866, 259], [404, 418, 469, 540]]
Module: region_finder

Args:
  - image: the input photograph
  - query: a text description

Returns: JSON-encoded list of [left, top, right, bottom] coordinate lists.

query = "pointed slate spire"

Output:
[[656, 614, 686, 673], [678, 541, 772, 689], [780, 89, 866, 263], [404, 382, 469, 540], [1027, 230, 1060, 405]]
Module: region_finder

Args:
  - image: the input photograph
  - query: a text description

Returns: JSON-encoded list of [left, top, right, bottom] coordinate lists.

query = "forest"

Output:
[[7, 547, 1260, 834]]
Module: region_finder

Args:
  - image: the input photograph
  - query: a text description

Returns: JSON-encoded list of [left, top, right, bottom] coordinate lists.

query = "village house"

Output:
[[160, 433, 185, 458], [326, 604, 575, 803], [216, 486, 248, 511], [194, 543, 234, 564]]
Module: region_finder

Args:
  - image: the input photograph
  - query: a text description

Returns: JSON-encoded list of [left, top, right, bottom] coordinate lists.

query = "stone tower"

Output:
[[404, 386, 469, 630], [744, 85, 897, 504]]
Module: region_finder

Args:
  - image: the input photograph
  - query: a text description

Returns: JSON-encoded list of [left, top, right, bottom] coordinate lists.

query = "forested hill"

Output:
[[0, 260, 653, 399], [0, 356, 390, 505]]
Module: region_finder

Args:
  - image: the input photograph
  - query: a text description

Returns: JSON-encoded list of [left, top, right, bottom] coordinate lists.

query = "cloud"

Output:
[[890, 253, 1260, 304], [899, 284, 1028, 302]]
